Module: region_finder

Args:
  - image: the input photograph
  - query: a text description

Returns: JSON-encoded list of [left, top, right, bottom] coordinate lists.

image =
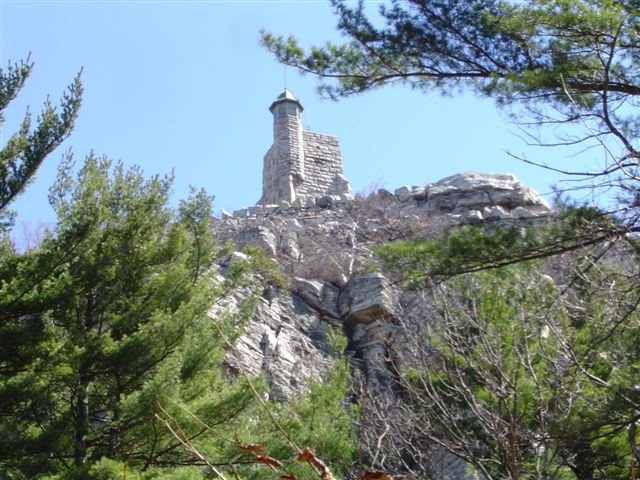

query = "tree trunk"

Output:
[[74, 374, 90, 466], [572, 446, 595, 480]]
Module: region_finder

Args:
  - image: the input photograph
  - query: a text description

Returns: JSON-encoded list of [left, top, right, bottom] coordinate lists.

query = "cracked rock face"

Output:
[[211, 173, 553, 399], [224, 285, 338, 401]]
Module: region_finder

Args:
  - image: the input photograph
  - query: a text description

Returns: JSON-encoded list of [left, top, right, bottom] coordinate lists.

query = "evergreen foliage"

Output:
[[378, 205, 627, 281], [0, 58, 82, 230], [0, 156, 253, 478]]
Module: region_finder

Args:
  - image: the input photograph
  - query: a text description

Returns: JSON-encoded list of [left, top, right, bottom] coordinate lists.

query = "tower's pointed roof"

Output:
[[269, 89, 304, 113]]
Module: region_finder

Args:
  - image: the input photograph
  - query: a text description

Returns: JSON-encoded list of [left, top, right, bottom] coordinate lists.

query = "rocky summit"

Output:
[[210, 91, 553, 400]]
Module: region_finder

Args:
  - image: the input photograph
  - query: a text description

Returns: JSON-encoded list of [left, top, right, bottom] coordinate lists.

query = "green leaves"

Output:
[[0, 153, 355, 479], [262, 0, 531, 98], [226, 331, 358, 480], [179, 187, 215, 283], [262, 0, 638, 103], [377, 224, 536, 283], [394, 243, 640, 478], [0, 58, 82, 228], [378, 204, 631, 285], [0, 156, 233, 477]]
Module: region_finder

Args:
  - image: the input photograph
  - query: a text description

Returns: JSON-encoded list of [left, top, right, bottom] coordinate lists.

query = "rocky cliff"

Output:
[[210, 172, 552, 400]]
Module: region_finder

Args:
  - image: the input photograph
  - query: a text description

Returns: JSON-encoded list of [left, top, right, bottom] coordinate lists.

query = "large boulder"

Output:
[[426, 172, 550, 213], [338, 273, 398, 325]]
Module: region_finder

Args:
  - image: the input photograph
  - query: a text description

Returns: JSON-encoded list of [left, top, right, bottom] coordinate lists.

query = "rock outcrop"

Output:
[[222, 283, 338, 401], [212, 171, 553, 399], [391, 172, 550, 222]]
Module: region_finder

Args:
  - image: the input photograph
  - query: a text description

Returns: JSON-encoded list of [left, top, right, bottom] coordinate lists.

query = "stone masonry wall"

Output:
[[261, 125, 351, 205], [297, 131, 351, 199]]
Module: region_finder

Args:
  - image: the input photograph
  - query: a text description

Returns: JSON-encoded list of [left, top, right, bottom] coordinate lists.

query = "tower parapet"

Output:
[[260, 90, 352, 206]]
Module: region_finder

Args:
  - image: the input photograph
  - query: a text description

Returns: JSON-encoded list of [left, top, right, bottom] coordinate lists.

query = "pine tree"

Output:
[[0, 156, 258, 478], [0, 58, 82, 230]]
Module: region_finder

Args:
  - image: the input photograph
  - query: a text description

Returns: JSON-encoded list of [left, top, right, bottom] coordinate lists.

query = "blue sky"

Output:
[[1, 0, 596, 243]]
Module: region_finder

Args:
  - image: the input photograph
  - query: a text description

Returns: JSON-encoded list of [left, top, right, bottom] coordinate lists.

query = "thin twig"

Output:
[[155, 405, 229, 480]]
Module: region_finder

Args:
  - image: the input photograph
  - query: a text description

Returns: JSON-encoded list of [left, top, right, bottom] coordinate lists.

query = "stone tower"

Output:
[[260, 90, 352, 206]]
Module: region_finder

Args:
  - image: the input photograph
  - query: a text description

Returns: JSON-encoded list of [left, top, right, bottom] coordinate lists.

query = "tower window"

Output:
[[276, 104, 299, 119]]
